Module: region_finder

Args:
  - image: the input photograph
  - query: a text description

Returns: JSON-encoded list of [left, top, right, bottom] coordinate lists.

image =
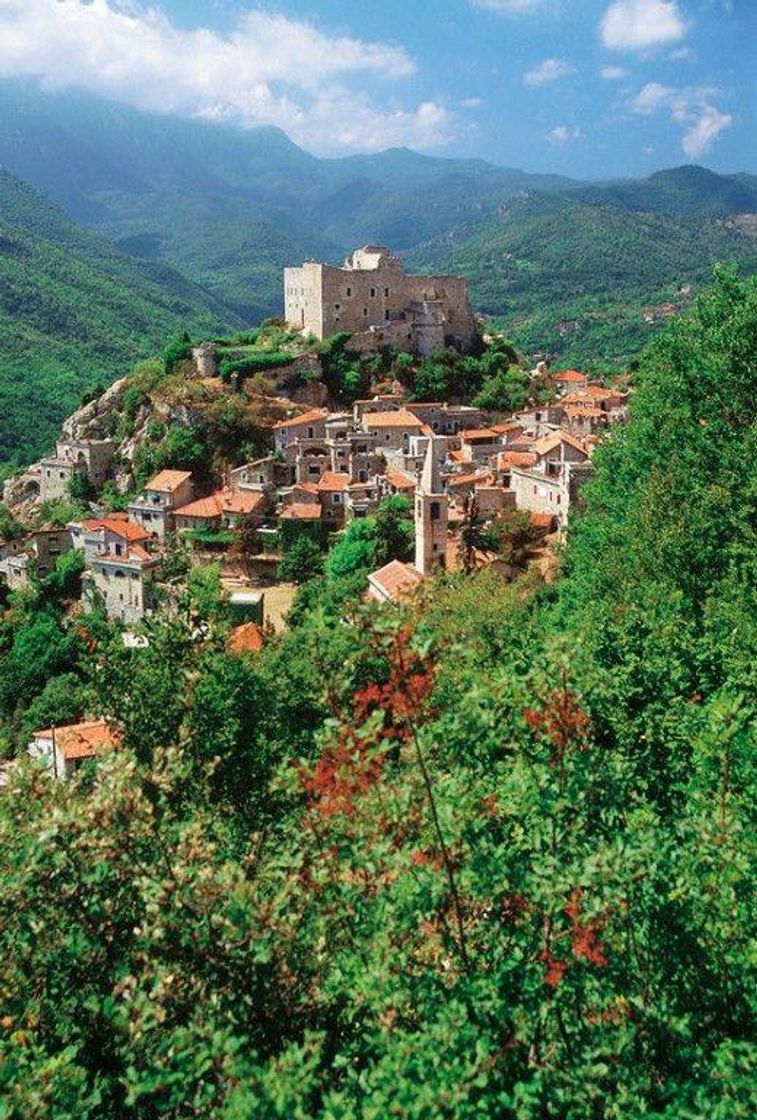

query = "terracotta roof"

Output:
[[361, 410, 423, 428], [449, 471, 493, 488], [368, 559, 424, 603], [385, 469, 416, 491], [32, 720, 120, 761], [227, 622, 265, 656], [420, 423, 435, 437], [128, 544, 154, 563], [174, 494, 223, 520], [173, 490, 264, 520], [317, 472, 350, 492], [563, 405, 605, 419], [101, 519, 151, 543], [460, 428, 497, 441], [530, 512, 558, 530], [448, 449, 464, 463], [532, 430, 587, 457], [491, 422, 524, 435], [145, 469, 193, 493], [553, 369, 588, 384], [293, 482, 320, 495], [281, 503, 323, 520], [274, 408, 328, 429], [499, 451, 537, 469], [222, 491, 265, 516]]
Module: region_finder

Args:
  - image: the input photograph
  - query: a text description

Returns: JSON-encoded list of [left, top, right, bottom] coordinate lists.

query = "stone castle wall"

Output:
[[284, 248, 476, 355]]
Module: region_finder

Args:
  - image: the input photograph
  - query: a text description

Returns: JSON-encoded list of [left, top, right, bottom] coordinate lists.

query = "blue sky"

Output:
[[0, 1, 753, 176]]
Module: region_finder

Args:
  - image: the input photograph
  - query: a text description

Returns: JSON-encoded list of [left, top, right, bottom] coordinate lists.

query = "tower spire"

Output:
[[415, 437, 448, 575]]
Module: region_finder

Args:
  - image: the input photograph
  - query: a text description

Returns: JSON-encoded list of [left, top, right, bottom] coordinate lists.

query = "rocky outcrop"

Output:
[[60, 378, 129, 442]]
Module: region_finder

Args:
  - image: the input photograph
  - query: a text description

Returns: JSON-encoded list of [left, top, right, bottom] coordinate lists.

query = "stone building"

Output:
[[83, 541, 156, 624], [127, 470, 195, 538], [415, 437, 449, 576], [284, 246, 477, 356], [28, 720, 119, 781], [39, 438, 115, 502], [509, 431, 592, 529]]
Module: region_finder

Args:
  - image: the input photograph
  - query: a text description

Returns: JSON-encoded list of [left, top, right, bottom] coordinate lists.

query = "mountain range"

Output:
[[1, 80, 756, 462]]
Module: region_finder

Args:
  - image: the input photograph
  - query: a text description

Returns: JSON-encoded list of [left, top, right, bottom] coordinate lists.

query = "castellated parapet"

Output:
[[284, 246, 477, 357]]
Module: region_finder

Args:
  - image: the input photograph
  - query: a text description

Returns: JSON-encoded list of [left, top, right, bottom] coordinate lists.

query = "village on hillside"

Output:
[[0, 247, 629, 780]]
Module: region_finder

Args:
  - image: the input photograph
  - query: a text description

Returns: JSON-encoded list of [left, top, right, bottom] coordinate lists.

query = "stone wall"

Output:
[[284, 247, 476, 355]]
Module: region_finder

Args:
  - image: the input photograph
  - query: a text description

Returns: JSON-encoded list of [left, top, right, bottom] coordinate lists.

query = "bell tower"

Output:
[[415, 437, 448, 576]]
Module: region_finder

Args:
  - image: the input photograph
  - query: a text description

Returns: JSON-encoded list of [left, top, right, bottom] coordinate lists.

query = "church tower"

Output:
[[415, 437, 448, 576]]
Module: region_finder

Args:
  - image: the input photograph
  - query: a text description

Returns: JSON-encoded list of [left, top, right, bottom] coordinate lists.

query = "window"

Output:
[[363, 308, 368, 316], [346, 286, 352, 297], [384, 310, 390, 321], [333, 494, 342, 504], [307, 426, 314, 438], [334, 303, 340, 311], [430, 501, 440, 521], [370, 287, 376, 298], [384, 287, 389, 297]]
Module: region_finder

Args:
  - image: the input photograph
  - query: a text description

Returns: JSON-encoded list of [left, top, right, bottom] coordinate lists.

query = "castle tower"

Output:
[[415, 437, 448, 576]]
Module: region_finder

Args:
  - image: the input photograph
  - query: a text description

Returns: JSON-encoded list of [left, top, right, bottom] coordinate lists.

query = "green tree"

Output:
[[277, 535, 324, 584], [163, 330, 192, 376], [373, 494, 414, 567]]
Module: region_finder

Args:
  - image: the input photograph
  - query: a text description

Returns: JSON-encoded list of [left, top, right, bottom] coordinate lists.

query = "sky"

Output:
[[0, 0, 753, 176]]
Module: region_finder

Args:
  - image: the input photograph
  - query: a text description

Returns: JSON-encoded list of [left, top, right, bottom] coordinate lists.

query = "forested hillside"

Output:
[[0, 170, 241, 464], [0, 270, 753, 1117], [4, 82, 756, 367], [409, 191, 757, 368]]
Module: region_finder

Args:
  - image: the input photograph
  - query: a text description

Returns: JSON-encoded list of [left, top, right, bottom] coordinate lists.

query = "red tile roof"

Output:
[[32, 720, 120, 761], [274, 408, 328, 429], [553, 369, 588, 384], [145, 469, 193, 493], [385, 469, 416, 491], [449, 471, 494, 488], [530, 512, 558, 530], [222, 491, 265, 516], [491, 422, 524, 435], [101, 519, 151, 543], [174, 490, 265, 520], [368, 559, 423, 602], [499, 451, 537, 469], [361, 410, 423, 428], [460, 428, 497, 441], [281, 503, 323, 520], [532, 430, 587, 457], [227, 622, 265, 656], [174, 494, 223, 520], [317, 472, 350, 492]]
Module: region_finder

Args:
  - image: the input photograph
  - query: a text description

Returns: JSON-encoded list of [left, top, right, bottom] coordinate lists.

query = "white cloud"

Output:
[[631, 83, 733, 157], [0, 0, 454, 153], [600, 65, 628, 80], [600, 0, 686, 50], [460, 97, 484, 109], [546, 124, 583, 146], [523, 58, 575, 87], [679, 104, 732, 158]]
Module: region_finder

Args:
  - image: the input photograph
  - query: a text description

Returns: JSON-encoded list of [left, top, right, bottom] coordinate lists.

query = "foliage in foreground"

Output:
[[0, 271, 754, 1117]]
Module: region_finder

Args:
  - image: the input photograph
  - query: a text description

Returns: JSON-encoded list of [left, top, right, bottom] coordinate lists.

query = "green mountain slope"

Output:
[[0, 170, 242, 463], [577, 164, 757, 217], [0, 83, 580, 316], [408, 194, 757, 366]]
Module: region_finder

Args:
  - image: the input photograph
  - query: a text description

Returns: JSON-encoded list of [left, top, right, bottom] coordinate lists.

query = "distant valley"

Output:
[[1, 81, 756, 461]]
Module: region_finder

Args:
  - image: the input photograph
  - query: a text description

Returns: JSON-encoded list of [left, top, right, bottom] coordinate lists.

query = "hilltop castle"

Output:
[[284, 246, 477, 357]]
